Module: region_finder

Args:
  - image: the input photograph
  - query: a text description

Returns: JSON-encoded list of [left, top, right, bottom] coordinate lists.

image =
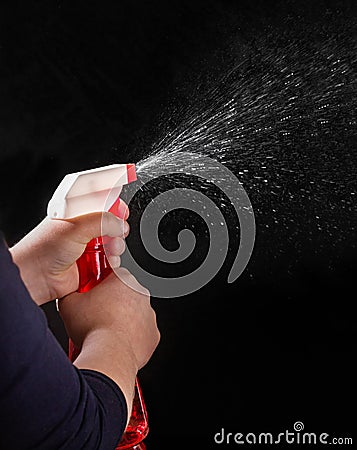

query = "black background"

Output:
[[0, 1, 356, 448]]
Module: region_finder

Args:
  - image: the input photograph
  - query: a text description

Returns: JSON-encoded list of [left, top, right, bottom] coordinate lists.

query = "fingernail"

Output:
[[123, 221, 129, 235]]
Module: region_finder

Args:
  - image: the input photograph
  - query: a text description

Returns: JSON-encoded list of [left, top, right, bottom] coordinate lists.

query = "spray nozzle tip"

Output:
[[127, 163, 137, 183]]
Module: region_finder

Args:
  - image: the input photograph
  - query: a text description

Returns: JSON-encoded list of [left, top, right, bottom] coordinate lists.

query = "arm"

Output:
[[9, 208, 157, 416], [0, 236, 128, 449], [59, 269, 160, 422], [1, 218, 160, 448]]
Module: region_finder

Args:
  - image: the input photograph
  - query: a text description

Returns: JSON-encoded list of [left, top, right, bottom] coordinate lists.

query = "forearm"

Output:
[[73, 328, 138, 423], [1, 237, 129, 449]]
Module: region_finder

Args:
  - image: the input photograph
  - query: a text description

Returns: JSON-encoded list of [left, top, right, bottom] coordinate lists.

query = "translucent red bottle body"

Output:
[[69, 236, 149, 449]]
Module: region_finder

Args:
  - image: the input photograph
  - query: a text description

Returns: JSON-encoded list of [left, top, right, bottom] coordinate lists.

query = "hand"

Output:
[[58, 270, 160, 411], [10, 203, 129, 305], [59, 269, 160, 370]]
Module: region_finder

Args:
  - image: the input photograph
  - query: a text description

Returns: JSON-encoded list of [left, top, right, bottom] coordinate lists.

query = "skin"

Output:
[[9, 208, 160, 419], [60, 270, 159, 417], [10, 210, 130, 306]]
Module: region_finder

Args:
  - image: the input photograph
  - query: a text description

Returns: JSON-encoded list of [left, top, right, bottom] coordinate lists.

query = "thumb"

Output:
[[66, 212, 129, 244]]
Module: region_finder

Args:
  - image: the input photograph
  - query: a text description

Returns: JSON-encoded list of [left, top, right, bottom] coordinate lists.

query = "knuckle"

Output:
[[108, 237, 125, 255], [118, 238, 126, 254]]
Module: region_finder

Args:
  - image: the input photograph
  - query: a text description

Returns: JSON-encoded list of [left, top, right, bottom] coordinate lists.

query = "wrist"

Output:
[[10, 246, 49, 306], [74, 327, 138, 418]]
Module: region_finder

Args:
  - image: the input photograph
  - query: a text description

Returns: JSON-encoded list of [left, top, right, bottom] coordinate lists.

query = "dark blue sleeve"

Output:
[[0, 232, 127, 450]]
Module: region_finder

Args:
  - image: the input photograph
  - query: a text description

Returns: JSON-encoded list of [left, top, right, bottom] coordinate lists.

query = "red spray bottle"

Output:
[[47, 164, 148, 449]]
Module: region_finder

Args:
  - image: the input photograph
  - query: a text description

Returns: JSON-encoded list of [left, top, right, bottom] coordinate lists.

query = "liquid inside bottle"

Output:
[[116, 378, 149, 449], [69, 237, 149, 448]]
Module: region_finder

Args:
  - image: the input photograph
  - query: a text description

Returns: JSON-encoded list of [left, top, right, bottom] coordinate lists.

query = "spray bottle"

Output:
[[47, 164, 148, 449]]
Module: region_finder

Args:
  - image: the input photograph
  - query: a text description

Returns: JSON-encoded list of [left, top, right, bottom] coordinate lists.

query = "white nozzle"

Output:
[[47, 164, 134, 219]]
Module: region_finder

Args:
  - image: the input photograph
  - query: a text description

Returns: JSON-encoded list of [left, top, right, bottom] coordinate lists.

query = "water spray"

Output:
[[46, 154, 256, 447]]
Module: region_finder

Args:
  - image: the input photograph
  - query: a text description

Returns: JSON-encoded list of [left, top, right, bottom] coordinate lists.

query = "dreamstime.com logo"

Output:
[[103, 151, 256, 298], [213, 422, 353, 445]]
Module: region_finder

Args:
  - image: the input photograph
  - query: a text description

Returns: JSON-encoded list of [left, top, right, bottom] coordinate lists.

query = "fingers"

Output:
[[106, 237, 124, 269], [105, 235, 126, 268], [67, 211, 129, 243], [108, 255, 121, 268], [101, 212, 129, 238], [109, 198, 130, 220], [107, 236, 126, 255]]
